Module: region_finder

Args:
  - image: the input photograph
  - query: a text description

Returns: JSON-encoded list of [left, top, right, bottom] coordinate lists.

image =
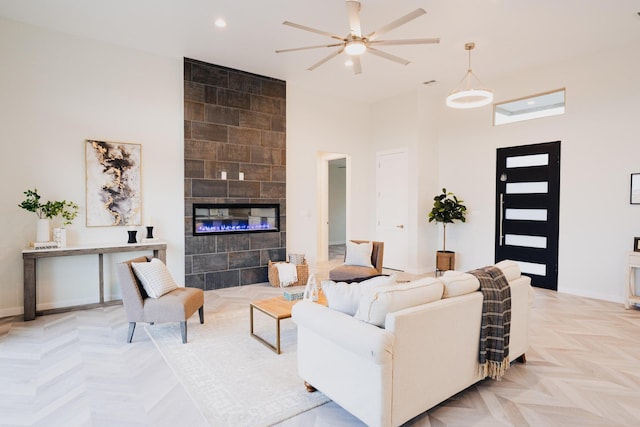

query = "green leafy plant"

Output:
[[428, 188, 467, 251], [19, 188, 79, 226]]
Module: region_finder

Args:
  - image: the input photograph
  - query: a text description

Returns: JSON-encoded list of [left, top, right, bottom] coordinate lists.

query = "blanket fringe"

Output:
[[479, 356, 510, 381]]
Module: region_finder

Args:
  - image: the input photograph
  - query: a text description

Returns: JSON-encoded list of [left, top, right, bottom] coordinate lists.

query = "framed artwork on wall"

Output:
[[631, 173, 640, 205], [635, 237, 640, 252], [85, 140, 142, 226]]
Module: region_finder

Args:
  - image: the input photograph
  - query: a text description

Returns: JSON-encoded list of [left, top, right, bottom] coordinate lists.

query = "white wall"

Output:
[[436, 41, 640, 303], [286, 84, 372, 265], [0, 18, 184, 316]]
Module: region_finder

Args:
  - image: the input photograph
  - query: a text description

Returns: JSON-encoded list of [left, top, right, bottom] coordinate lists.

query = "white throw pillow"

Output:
[[344, 241, 374, 268], [321, 275, 394, 316], [495, 260, 521, 282], [441, 271, 480, 298], [131, 258, 179, 298], [354, 277, 444, 327]]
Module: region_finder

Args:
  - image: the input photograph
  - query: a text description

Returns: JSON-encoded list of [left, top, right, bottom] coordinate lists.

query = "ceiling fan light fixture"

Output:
[[446, 42, 493, 109], [345, 40, 367, 55]]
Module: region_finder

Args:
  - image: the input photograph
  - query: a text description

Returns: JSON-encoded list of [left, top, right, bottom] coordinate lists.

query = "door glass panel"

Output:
[[506, 153, 549, 168], [506, 181, 548, 194], [505, 208, 548, 221], [505, 234, 547, 248], [515, 261, 547, 276]]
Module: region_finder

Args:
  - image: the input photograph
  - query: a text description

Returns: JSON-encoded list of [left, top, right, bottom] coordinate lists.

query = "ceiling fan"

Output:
[[275, 0, 439, 74]]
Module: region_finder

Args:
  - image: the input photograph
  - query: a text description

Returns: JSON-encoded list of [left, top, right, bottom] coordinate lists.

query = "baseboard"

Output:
[[328, 241, 346, 246], [0, 306, 23, 318], [558, 287, 625, 305]]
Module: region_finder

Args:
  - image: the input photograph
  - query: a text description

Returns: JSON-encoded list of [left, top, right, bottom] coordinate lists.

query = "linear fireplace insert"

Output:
[[192, 203, 280, 235]]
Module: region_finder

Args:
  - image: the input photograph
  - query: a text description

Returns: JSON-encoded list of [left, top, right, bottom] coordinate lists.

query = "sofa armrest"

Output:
[[292, 301, 394, 364]]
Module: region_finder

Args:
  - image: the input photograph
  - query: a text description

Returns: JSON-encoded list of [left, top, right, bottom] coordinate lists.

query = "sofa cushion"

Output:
[[344, 240, 374, 268], [329, 265, 380, 282], [322, 275, 394, 316], [441, 271, 480, 298], [354, 277, 444, 327], [131, 258, 179, 298], [495, 260, 521, 281]]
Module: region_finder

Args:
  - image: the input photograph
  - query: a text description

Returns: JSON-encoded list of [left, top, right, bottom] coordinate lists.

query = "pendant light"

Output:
[[446, 42, 493, 109]]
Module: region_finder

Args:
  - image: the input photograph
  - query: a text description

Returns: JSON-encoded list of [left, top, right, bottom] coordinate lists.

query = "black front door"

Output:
[[495, 142, 561, 290]]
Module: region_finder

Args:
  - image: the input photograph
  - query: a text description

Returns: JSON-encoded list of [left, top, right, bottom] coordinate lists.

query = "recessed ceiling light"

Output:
[[345, 59, 354, 67], [214, 18, 227, 28]]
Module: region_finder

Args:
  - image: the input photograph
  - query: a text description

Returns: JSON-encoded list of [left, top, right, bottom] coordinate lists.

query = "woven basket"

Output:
[[268, 260, 309, 287]]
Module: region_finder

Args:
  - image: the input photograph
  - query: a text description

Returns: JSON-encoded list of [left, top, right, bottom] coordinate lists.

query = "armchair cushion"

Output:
[[131, 258, 178, 298]]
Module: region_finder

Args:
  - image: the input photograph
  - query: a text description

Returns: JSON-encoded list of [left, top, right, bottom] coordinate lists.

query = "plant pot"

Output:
[[436, 250, 455, 273], [36, 218, 50, 243]]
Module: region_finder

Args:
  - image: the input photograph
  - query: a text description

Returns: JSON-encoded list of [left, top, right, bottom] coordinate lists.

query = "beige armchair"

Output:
[[329, 240, 384, 282], [117, 256, 204, 344]]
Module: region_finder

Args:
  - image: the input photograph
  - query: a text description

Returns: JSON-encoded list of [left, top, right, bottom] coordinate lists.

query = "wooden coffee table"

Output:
[[250, 293, 326, 354]]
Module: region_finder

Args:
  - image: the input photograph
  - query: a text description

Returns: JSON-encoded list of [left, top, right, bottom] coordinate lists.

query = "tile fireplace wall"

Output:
[[183, 58, 286, 289]]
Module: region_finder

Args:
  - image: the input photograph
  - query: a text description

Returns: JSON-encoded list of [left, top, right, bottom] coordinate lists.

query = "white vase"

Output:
[[36, 218, 50, 242], [53, 227, 67, 248]]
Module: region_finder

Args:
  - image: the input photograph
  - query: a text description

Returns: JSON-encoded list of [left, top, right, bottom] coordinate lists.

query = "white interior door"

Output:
[[376, 150, 408, 271]]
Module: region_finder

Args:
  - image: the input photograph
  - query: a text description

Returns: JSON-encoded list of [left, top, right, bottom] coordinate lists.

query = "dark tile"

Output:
[[219, 144, 251, 162], [261, 248, 286, 264], [185, 255, 193, 275], [229, 72, 261, 94], [191, 63, 229, 87], [185, 140, 218, 161], [218, 88, 251, 110], [272, 165, 286, 182], [204, 161, 239, 179], [271, 115, 286, 132], [261, 182, 286, 199], [184, 159, 204, 178], [262, 131, 285, 149], [184, 273, 204, 290], [185, 235, 217, 255], [229, 127, 261, 146], [185, 101, 204, 121], [228, 181, 260, 198], [184, 61, 191, 82], [250, 232, 281, 249], [184, 121, 192, 139], [240, 266, 269, 285], [191, 122, 228, 142], [192, 253, 228, 273], [204, 86, 217, 104], [184, 81, 205, 102], [239, 111, 271, 130], [205, 105, 239, 126], [216, 234, 250, 252], [192, 179, 228, 197], [238, 163, 271, 181], [184, 179, 192, 198], [251, 146, 283, 165], [206, 270, 239, 290], [261, 80, 286, 99], [251, 95, 282, 114], [229, 250, 261, 269]]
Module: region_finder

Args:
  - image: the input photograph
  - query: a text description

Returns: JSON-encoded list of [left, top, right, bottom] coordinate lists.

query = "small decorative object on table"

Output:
[[634, 237, 640, 252], [19, 188, 79, 246], [127, 230, 138, 244], [283, 288, 305, 301]]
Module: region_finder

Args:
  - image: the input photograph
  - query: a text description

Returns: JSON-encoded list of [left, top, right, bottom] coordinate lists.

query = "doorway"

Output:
[[328, 158, 347, 260], [317, 152, 349, 262], [495, 141, 561, 290]]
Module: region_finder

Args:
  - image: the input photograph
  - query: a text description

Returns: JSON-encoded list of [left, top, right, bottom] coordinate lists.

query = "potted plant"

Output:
[[19, 188, 79, 244], [428, 188, 467, 273]]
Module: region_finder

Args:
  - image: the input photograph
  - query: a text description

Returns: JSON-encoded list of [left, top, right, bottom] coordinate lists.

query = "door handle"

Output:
[[396, 224, 404, 229]]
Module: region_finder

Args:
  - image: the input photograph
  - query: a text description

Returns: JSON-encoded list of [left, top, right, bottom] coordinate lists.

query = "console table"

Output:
[[625, 251, 640, 309], [22, 241, 167, 321]]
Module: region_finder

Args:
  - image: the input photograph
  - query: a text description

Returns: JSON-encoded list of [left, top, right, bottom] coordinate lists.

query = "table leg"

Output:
[[99, 253, 104, 304], [249, 304, 282, 354], [23, 258, 36, 321]]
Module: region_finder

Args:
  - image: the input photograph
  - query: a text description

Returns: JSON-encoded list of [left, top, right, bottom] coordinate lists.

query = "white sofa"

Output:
[[291, 261, 532, 427]]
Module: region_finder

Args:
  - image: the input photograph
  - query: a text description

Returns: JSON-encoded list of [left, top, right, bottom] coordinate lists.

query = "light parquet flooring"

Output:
[[1, 267, 639, 426]]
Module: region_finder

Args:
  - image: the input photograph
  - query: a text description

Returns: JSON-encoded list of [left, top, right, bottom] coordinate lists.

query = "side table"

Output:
[[625, 251, 640, 309]]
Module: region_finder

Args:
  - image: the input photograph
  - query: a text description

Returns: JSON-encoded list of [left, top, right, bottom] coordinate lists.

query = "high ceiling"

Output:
[[1, 0, 639, 103]]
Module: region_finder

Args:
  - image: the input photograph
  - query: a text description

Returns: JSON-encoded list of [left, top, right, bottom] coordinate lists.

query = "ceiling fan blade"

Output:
[[367, 47, 411, 66], [346, 0, 362, 37], [352, 55, 362, 75], [307, 47, 345, 71], [368, 38, 440, 46], [276, 43, 343, 53], [366, 8, 426, 41], [283, 21, 345, 41]]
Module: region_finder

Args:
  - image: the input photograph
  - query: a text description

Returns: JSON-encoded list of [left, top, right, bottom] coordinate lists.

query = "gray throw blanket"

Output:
[[469, 266, 511, 380]]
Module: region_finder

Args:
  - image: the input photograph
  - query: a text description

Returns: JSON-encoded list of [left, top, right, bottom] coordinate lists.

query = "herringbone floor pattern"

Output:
[[1, 258, 639, 426]]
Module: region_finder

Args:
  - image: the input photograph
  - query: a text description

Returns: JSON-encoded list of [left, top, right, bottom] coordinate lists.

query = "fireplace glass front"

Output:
[[193, 203, 280, 235]]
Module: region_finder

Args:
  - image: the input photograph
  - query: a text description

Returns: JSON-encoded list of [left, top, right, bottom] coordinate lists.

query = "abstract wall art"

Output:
[[85, 140, 141, 226]]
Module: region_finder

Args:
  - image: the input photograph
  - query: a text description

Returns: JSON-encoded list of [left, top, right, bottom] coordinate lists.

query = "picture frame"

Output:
[[85, 140, 142, 226], [631, 173, 640, 205], [635, 237, 640, 252]]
